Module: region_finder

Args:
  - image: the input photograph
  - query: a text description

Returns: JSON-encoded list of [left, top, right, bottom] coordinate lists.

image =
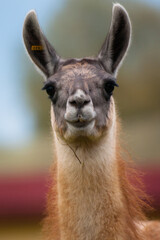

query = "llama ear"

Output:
[[98, 4, 131, 76], [23, 10, 60, 78]]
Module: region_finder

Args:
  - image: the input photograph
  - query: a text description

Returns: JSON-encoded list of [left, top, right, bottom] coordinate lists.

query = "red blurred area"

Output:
[[142, 167, 160, 209], [0, 167, 160, 218], [0, 175, 48, 218]]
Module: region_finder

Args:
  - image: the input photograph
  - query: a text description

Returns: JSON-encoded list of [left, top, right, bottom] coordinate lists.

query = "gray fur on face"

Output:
[[45, 62, 114, 139]]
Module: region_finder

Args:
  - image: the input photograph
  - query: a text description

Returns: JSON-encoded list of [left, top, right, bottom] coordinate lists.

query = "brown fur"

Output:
[[43, 161, 60, 240], [144, 221, 160, 239]]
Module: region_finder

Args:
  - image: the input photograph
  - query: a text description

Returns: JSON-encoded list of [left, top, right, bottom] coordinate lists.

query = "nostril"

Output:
[[69, 100, 77, 106], [84, 99, 90, 105]]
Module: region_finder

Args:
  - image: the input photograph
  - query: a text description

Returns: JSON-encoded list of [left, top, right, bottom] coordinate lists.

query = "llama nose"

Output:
[[68, 91, 91, 109]]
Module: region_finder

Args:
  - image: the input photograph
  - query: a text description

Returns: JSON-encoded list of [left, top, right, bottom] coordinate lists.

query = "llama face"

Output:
[[43, 59, 118, 140], [23, 4, 131, 141]]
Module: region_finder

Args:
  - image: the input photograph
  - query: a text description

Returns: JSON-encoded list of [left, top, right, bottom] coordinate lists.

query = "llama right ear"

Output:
[[98, 4, 131, 76], [23, 10, 60, 78]]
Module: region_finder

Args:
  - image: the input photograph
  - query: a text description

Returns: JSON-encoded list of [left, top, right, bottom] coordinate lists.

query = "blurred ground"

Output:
[[0, 133, 52, 176], [121, 113, 160, 163], [0, 219, 42, 240]]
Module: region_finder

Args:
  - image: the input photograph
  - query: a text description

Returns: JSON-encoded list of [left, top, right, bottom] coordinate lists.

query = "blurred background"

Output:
[[0, 0, 160, 239]]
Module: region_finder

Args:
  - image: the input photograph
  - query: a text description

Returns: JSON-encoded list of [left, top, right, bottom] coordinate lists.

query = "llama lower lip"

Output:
[[67, 119, 94, 128]]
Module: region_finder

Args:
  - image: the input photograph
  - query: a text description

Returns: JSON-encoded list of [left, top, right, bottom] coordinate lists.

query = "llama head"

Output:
[[23, 4, 131, 142]]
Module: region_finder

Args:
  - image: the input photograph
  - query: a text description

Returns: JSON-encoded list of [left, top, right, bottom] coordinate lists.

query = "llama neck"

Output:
[[53, 120, 129, 240]]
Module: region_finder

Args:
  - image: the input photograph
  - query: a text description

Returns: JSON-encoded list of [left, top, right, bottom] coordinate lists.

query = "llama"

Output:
[[23, 4, 160, 240]]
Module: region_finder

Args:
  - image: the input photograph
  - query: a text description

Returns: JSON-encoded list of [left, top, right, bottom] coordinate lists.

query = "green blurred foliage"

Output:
[[25, 0, 160, 130]]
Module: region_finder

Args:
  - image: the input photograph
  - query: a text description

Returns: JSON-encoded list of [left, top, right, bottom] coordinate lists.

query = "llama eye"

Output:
[[104, 83, 114, 95], [46, 86, 55, 97], [104, 81, 119, 96], [42, 85, 55, 98]]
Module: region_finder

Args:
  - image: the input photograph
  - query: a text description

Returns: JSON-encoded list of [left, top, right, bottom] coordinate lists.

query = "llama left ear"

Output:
[[98, 4, 131, 76]]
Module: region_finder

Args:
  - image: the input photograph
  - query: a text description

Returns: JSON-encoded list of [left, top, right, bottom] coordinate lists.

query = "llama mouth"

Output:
[[66, 118, 95, 128]]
